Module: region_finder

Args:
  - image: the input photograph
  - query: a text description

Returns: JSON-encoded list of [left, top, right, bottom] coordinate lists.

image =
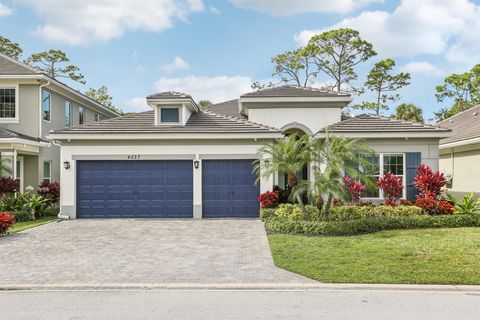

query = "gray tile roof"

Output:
[[0, 52, 41, 75], [51, 110, 280, 134], [0, 128, 47, 143], [241, 85, 350, 98], [202, 99, 243, 118], [437, 105, 480, 145], [146, 91, 192, 99], [324, 114, 450, 133]]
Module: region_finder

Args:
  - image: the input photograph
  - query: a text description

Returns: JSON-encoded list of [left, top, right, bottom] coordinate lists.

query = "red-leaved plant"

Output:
[[38, 181, 60, 203], [343, 176, 366, 204], [0, 177, 19, 197], [377, 172, 403, 205], [257, 191, 278, 208], [0, 212, 15, 236], [413, 164, 451, 214]]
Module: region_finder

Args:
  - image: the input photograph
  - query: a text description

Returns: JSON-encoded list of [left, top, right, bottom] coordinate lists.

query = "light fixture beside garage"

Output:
[[194, 159, 200, 169], [63, 161, 71, 170]]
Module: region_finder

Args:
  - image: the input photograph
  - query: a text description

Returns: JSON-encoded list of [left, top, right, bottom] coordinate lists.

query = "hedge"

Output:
[[263, 214, 480, 236]]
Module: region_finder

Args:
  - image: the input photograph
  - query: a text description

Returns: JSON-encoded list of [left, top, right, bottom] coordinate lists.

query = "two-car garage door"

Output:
[[76, 159, 259, 218]]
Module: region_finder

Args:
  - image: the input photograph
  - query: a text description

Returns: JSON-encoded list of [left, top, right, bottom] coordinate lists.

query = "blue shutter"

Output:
[[406, 152, 421, 200]]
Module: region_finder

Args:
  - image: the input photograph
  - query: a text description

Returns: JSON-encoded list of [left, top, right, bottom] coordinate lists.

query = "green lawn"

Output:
[[9, 216, 58, 234], [268, 227, 480, 284]]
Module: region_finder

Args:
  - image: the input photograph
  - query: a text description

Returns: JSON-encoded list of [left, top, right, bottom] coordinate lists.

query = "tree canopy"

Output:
[[395, 103, 424, 123], [85, 86, 121, 113], [271, 48, 317, 87], [0, 36, 23, 60], [25, 49, 85, 84]]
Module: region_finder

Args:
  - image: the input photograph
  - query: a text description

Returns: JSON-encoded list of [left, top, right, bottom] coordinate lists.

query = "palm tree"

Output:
[[395, 103, 424, 123], [256, 134, 310, 212], [311, 130, 375, 214]]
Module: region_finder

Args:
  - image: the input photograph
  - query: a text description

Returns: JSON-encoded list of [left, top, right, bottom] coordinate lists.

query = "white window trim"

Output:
[[158, 106, 182, 125], [79, 106, 85, 125], [0, 84, 19, 123], [43, 160, 52, 182], [42, 90, 52, 123], [362, 153, 406, 201], [65, 100, 72, 127], [16, 156, 24, 192]]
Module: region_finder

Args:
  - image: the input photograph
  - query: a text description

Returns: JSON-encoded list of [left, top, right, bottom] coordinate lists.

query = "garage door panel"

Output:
[[76, 160, 193, 218], [202, 160, 259, 218]]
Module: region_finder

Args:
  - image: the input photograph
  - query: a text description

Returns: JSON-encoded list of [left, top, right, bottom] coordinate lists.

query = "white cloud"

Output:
[[125, 97, 149, 112], [401, 61, 444, 77], [160, 56, 190, 73], [230, 0, 382, 16], [209, 5, 221, 15], [154, 75, 253, 102], [294, 0, 480, 67], [0, 3, 12, 16], [19, 0, 205, 45]]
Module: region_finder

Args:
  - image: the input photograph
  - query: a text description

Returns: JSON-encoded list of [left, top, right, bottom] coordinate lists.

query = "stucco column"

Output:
[[192, 157, 202, 219], [260, 157, 274, 193]]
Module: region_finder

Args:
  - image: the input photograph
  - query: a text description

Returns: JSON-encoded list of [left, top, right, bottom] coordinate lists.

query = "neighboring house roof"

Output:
[[50, 110, 280, 135], [0, 128, 48, 143], [0, 53, 120, 117], [322, 114, 450, 135], [240, 85, 351, 98], [146, 91, 192, 99], [437, 105, 480, 146], [202, 99, 242, 118]]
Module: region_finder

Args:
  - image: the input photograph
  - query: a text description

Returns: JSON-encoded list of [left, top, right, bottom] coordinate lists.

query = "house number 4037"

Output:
[[127, 154, 141, 160]]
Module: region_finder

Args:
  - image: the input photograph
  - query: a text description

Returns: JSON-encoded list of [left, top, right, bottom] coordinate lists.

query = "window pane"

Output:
[[384, 154, 404, 175], [362, 176, 380, 198], [0, 88, 16, 118], [42, 91, 51, 121], [65, 101, 71, 127], [161, 108, 179, 122], [15, 160, 20, 179], [43, 161, 51, 179], [79, 107, 84, 124]]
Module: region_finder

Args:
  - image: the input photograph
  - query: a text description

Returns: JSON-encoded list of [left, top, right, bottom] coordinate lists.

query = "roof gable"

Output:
[[0, 53, 41, 75], [437, 105, 480, 145]]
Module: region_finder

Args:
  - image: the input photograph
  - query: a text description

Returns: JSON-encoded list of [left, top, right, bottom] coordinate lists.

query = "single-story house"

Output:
[[47, 86, 450, 219], [438, 105, 480, 197]]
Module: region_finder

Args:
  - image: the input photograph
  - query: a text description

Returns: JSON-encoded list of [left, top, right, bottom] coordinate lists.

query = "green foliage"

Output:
[[0, 36, 23, 60], [435, 64, 480, 121], [306, 28, 377, 92], [25, 49, 86, 84], [274, 204, 319, 221], [354, 58, 411, 115], [394, 103, 424, 123], [324, 205, 424, 222], [264, 213, 480, 236], [446, 193, 480, 214], [260, 208, 277, 220], [11, 211, 31, 222], [0, 192, 52, 220], [198, 100, 213, 108], [85, 86, 121, 113], [271, 48, 317, 87]]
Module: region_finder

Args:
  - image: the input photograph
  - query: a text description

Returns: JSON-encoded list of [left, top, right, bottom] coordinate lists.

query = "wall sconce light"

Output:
[[193, 159, 200, 169], [63, 161, 71, 170], [264, 159, 270, 166]]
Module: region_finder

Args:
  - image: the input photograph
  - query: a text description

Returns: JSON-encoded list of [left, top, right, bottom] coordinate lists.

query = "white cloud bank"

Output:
[[19, 0, 205, 45], [230, 0, 382, 16], [160, 56, 190, 73], [401, 61, 444, 77], [154, 75, 253, 102], [0, 3, 12, 16], [295, 0, 480, 68]]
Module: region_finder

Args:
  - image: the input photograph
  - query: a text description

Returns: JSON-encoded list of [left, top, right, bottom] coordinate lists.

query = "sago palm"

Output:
[[256, 134, 310, 211]]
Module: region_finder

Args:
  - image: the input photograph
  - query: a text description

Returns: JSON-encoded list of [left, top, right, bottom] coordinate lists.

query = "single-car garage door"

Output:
[[77, 160, 193, 218], [202, 159, 260, 218]]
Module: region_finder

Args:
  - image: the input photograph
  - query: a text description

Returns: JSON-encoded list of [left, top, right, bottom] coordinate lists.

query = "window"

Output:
[[94, 113, 103, 122], [42, 91, 51, 121], [43, 161, 51, 183], [65, 100, 72, 127], [79, 106, 85, 124], [160, 108, 179, 123], [0, 88, 16, 119]]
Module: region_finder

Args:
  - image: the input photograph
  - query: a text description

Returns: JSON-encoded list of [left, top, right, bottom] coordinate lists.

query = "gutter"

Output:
[[38, 80, 50, 140]]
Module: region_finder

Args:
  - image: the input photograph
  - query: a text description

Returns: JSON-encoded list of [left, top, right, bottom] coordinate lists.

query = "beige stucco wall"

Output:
[[440, 143, 480, 194]]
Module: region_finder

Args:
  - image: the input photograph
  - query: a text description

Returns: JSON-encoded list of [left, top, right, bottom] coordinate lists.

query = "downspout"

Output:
[[38, 80, 50, 139]]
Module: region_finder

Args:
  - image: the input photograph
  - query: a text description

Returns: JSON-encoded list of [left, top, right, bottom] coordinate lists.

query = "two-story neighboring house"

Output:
[[0, 53, 120, 191], [48, 86, 450, 219]]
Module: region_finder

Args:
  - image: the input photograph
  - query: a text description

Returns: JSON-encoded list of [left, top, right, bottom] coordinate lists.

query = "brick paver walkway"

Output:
[[0, 219, 312, 286]]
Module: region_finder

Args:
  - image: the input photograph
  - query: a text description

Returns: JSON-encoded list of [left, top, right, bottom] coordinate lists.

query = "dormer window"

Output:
[[161, 107, 180, 123]]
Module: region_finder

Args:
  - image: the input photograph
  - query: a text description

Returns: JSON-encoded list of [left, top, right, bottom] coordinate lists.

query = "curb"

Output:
[[1, 283, 480, 292]]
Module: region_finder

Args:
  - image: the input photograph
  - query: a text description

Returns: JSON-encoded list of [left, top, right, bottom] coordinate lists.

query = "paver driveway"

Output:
[[0, 219, 312, 286]]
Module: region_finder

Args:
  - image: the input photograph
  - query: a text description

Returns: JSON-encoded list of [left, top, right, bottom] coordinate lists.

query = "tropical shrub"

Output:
[[274, 203, 319, 221], [0, 177, 19, 196], [343, 176, 365, 204], [0, 212, 15, 235], [11, 210, 31, 222], [413, 164, 450, 215], [23, 193, 50, 220], [446, 193, 480, 214], [321, 205, 423, 222], [257, 191, 278, 209], [416, 194, 453, 215], [0, 193, 26, 212], [273, 185, 289, 204], [260, 208, 277, 220], [377, 171, 403, 205], [38, 181, 60, 204]]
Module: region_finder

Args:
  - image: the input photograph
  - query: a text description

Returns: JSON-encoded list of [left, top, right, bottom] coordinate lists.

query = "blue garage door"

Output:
[[77, 160, 193, 218], [202, 159, 260, 218]]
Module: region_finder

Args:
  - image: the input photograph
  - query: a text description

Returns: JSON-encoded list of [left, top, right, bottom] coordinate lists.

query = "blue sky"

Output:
[[1, 0, 479, 121]]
